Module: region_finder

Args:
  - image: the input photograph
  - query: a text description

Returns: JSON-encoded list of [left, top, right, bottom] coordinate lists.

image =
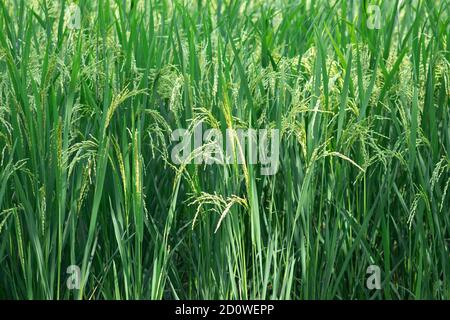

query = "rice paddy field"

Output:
[[0, 0, 449, 300]]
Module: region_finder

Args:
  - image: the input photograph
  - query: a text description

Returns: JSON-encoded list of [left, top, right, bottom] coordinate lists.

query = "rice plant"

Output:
[[0, 0, 449, 300]]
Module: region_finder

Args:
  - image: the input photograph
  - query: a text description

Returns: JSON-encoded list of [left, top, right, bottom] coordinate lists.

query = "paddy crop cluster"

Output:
[[0, 0, 449, 299]]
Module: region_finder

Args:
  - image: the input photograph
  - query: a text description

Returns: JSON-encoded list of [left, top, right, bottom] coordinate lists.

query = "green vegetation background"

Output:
[[0, 0, 449, 299]]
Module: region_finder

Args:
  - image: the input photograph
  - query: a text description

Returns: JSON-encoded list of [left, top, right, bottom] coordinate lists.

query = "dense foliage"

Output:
[[0, 0, 449, 299]]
